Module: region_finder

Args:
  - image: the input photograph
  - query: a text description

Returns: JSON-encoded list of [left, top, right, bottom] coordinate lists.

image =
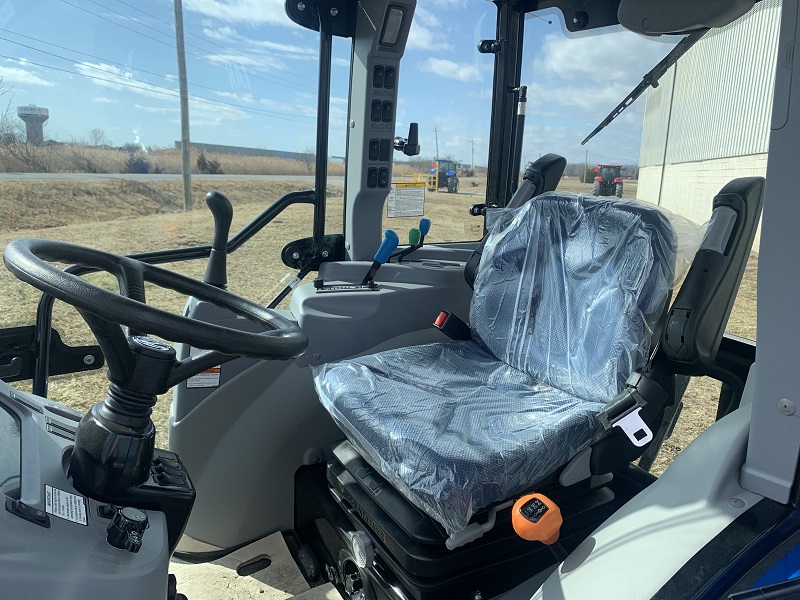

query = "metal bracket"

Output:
[[0, 326, 104, 383]]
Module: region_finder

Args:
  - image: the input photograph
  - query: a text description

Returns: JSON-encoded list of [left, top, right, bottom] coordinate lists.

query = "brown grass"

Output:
[[0, 144, 351, 177], [0, 176, 756, 474]]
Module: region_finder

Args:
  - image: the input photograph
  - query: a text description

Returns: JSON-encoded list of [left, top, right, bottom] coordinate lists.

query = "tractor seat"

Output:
[[313, 193, 681, 539]]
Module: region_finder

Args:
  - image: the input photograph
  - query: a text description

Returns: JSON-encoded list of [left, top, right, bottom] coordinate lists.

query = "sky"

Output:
[[0, 0, 676, 166]]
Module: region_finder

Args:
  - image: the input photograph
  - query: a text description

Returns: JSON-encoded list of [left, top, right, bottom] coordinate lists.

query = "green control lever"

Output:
[[392, 218, 431, 263]]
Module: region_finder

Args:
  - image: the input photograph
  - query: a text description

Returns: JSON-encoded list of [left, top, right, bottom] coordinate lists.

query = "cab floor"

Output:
[[169, 533, 341, 599]]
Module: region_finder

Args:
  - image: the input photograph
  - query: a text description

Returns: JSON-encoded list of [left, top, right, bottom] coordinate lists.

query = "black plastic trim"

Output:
[[0, 325, 103, 383]]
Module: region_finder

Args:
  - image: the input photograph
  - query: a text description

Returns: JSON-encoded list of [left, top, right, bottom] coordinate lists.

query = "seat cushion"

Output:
[[313, 340, 606, 536]]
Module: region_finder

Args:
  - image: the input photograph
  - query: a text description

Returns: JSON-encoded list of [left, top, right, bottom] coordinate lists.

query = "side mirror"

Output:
[[618, 0, 755, 34]]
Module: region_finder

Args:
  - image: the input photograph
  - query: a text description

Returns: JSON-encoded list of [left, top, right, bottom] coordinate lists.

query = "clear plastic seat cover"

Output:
[[314, 193, 698, 536]]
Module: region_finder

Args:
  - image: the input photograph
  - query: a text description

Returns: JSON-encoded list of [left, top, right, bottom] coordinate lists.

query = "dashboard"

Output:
[[0, 381, 188, 600]]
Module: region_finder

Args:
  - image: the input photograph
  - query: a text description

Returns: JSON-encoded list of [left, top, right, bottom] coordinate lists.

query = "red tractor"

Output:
[[592, 163, 624, 197]]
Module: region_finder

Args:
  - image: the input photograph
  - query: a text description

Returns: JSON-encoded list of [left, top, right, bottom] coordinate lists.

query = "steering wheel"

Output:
[[3, 237, 309, 499], [4, 238, 307, 367]]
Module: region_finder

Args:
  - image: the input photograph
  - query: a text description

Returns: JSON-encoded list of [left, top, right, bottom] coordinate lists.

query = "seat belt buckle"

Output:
[[433, 311, 471, 341], [611, 407, 653, 447], [597, 373, 654, 447]]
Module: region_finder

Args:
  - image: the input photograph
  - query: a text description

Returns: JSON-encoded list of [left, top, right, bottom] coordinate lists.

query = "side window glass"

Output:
[[0, 1, 335, 445], [381, 0, 496, 244]]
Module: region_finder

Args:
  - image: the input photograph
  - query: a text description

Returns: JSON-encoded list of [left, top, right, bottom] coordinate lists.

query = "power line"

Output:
[[59, 0, 327, 94], [0, 53, 319, 125], [111, 0, 319, 87], [0, 30, 308, 109], [59, 0, 174, 49]]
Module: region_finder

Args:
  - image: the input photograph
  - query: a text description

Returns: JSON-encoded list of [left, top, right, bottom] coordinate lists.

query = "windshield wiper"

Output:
[[581, 28, 708, 145]]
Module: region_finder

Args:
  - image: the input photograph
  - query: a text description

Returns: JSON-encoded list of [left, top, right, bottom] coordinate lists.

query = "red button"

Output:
[[434, 311, 449, 328]]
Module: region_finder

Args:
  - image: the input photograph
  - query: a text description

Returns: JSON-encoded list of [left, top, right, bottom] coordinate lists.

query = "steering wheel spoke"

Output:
[[117, 258, 147, 304]]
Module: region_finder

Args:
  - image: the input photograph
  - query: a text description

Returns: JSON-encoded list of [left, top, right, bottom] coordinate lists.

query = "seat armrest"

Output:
[[662, 177, 764, 374]]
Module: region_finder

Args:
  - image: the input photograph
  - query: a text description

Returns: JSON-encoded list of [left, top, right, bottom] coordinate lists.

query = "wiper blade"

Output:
[[581, 28, 708, 145]]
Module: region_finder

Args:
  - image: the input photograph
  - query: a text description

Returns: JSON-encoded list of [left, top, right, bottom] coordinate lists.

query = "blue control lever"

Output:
[[419, 218, 431, 238], [362, 229, 399, 285]]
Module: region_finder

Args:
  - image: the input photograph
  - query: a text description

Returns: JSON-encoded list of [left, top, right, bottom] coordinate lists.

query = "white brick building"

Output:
[[637, 2, 782, 247]]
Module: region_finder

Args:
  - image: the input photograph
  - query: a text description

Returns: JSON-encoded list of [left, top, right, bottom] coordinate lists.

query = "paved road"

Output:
[[0, 173, 345, 183]]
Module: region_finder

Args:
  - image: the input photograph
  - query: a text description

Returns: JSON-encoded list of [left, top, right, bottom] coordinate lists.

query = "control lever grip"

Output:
[[419, 218, 431, 237], [204, 191, 233, 288], [405, 122, 420, 156], [362, 230, 399, 285], [373, 229, 399, 264], [408, 228, 421, 246]]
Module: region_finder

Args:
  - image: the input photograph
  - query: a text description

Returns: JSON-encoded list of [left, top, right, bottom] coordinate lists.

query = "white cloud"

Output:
[[0, 65, 54, 87], [134, 104, 176, 114], [419, 58, 481, 82], [202, 26, 316, 62], [184, 0, 293, 26], [332, 57, 350, 68], [530, 82, 633, 114], [534, 31, 671, 86], [75, 62, 249, 127], [91, 96, 117, 103], [201, 26, 240, 41], [406, 17, 452, 51], [414, 6, 440, 28], [215, 90, 254, 103], [204, 52, 285, 70]]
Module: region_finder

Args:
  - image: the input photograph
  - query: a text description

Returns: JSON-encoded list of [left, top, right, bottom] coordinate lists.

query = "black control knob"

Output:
[[107, 506, 148, 553]]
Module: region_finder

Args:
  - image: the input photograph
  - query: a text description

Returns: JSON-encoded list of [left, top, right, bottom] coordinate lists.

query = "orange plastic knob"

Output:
[[512, 493, 562, 545]]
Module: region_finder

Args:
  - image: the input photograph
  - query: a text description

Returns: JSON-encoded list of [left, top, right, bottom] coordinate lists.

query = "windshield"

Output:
[[0, 0, 352, 446], [521, 1, 780, 473], [0, 0, 779, 473]]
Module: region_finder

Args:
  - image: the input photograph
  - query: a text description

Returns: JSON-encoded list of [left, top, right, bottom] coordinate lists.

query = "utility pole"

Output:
[[174, 0, 192, 211], [434, 126, 440, 160], [584, 148, 588, 184], [469, 138, 476, 173]]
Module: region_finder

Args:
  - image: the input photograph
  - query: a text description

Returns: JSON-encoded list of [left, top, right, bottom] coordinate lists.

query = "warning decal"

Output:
[[186, 346, 222, 389], [186, 366, 221, 388], [45, 485, 88, 525]]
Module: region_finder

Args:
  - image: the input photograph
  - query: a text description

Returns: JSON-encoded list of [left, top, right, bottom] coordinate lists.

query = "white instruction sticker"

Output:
[[387, 182, 425, 218], [45, 485, 87, 525], [186, 346, 221, 389]]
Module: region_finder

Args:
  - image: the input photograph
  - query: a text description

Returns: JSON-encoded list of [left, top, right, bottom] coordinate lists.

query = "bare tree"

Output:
[[68, 145, 105, 173], [88, 128, 107, 147], [302, 146, 315, 174], [0, 81, 54, 173]]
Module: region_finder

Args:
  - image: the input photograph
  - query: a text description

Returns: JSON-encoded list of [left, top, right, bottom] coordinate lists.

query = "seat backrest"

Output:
[[464, 154, 566, 289], [470, 193, 678, 403]]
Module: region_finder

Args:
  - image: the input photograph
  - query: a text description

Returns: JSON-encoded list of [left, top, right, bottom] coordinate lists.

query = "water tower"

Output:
[[17, 106, 49, 144]]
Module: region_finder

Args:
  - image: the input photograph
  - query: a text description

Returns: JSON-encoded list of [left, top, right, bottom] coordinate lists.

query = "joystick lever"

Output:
[[393, 122, 420, 157], [203, 190, 233, 288], [361, 230, 399, 286]]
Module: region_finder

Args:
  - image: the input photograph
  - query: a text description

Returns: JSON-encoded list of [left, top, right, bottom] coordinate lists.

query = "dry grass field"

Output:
[[0, 175, 757, 476], [0, 144, 423, 178]]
